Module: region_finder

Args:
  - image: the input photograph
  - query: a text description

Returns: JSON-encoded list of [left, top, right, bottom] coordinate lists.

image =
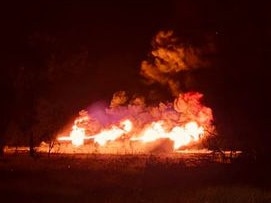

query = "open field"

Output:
[[1, 153, 271, 203]]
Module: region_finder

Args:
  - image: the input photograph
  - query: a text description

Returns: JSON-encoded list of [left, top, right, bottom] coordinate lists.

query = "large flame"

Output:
[[57, 30, 215, 153], [131, 121, 204, 149], [58, 92, 214, 152]]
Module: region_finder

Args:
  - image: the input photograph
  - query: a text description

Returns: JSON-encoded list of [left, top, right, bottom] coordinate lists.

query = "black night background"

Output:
[[0, 0, 270, 202]]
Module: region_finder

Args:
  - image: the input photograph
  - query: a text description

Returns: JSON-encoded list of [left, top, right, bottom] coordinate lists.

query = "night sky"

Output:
[[1, 0, 270, 152]]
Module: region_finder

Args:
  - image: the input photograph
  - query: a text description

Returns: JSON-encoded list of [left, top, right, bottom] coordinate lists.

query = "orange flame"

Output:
[[58, 92, 213, 151], [56, 31, 215, 153], [131, 121, 204, 149]]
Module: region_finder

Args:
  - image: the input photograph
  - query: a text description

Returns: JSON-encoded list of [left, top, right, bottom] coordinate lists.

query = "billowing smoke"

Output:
[[174, 92, 213, 128], [56, 90, 214, 151], [110, 91, 128, 108], [140, 30, 204, 96], [55, 30, 215, 153]]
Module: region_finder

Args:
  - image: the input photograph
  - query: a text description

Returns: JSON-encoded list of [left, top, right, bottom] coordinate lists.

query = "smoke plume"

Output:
[[140, 30, 204, 96], [55, 30, 215, 153]]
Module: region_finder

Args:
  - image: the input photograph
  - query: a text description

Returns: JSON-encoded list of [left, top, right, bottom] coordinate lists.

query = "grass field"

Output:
[[0, 153, 271, 203]]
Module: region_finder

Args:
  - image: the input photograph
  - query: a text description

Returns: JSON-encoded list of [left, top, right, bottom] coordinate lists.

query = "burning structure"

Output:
[[52, 31, 215, 154]]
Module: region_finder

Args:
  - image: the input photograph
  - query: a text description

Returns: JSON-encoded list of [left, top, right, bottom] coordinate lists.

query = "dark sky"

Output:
[[1, 0, 270, 149]]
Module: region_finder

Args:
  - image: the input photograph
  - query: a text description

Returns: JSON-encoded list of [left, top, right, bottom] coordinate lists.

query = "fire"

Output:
[[57, 126, 85, 146], [130, 121, 203, 149], [57, 114, 90, 146], [131, 121, 165, 143], [57, 30, 215, 153], [121, 119, 133, 132], [169, 122, 204, 149], [70, 126, 85, 146], [58, 92, 214, 152], [92, 120, 132, 146]]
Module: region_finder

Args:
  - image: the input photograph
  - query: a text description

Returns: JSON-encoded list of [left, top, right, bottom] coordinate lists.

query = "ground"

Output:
[[0, 153, 271, 203]]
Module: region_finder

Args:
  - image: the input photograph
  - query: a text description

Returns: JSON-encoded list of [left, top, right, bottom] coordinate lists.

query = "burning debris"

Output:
[[56, 30, 215, 153]]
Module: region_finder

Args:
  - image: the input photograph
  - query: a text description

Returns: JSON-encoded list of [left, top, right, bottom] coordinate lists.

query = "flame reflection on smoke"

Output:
[[57, 92, 213, 152]]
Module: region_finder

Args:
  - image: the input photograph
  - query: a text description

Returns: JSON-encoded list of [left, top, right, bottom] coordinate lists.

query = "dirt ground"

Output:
[[0, 153, 271, 203]]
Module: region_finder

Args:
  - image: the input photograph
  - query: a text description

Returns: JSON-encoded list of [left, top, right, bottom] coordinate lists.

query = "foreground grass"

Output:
[[0, 153, 270, 202]]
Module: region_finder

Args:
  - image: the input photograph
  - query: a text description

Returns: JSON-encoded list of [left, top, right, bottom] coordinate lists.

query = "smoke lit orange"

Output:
[[58, 92, 214, 152], [58, 31, 215, 153]]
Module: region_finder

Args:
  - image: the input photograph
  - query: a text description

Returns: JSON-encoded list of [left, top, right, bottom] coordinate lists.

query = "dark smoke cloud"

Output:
[[140, 30, 207, 96]]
